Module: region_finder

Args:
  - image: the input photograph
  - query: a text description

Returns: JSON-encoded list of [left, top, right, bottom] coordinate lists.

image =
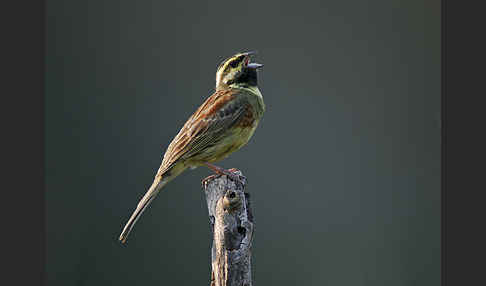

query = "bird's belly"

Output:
[[194, 122, 259, 164]]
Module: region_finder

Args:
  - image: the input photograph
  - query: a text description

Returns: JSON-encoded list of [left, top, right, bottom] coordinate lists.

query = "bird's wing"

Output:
[[158, 88, 250, 174]]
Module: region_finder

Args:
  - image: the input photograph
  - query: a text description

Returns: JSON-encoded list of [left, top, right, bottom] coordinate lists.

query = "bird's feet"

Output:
[[201, 163, 246, 188], [226, 168, 247, 182], [202, 174, 217, 188]]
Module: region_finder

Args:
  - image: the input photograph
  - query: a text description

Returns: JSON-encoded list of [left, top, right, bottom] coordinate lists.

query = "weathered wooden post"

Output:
[[202, 169, 254, 286]]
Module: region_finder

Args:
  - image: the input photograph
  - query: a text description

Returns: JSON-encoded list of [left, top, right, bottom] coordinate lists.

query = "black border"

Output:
[[2, 1, 45, 285], [443, 0, 485, 285], [2, 0, 485, 285]]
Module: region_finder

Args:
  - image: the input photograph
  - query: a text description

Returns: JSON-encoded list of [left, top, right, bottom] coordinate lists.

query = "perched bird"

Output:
[[119, 51, 265, 243]]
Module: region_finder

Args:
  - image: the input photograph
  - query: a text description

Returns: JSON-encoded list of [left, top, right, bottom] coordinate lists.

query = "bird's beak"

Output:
[[242, 51, 257, 57], [247, 63, 264, 69], [241, 51, 263, 69]]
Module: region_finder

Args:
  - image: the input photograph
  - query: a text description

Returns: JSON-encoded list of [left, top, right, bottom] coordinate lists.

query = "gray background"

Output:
[[46, 0, 440, 285]]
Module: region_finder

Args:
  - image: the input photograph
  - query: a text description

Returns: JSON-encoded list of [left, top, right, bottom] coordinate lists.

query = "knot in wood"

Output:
[[223, 189, 242, 212]]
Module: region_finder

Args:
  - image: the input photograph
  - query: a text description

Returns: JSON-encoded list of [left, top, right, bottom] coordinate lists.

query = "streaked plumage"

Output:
[[119, 52, 265, 243]]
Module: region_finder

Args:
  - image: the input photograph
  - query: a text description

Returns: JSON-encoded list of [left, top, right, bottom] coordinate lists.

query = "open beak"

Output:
[[242, 51, 257, 57], [242, 51, 263, 69], [247, 63, 264, 69]]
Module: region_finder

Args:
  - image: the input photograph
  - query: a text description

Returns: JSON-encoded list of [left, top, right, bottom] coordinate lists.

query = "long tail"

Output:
[[119, 176, 168, 244]]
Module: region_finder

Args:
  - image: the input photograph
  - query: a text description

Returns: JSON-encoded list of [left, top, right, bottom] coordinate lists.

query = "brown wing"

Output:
[[157, 89, 249, 174]]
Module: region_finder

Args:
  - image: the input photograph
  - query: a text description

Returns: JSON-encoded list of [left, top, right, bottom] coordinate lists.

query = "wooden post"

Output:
[[202, 169, 254, 286]]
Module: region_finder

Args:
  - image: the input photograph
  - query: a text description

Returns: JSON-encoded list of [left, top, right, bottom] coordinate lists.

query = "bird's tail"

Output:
[[119, 175, 168, 244]]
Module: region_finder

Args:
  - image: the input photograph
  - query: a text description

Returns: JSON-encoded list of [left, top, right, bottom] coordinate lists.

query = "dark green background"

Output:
[[46, 0, 440, 285]]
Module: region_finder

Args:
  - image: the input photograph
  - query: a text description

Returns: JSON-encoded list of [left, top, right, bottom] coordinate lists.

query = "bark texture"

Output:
[[203, 170, 254, 286]]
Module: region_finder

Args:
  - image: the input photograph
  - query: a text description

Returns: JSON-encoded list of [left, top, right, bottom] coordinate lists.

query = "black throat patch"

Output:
[[229, 67, 258, 87]]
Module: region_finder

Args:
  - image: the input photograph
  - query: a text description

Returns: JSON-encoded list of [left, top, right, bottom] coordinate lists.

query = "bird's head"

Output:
[[215, 51, 263, 90]]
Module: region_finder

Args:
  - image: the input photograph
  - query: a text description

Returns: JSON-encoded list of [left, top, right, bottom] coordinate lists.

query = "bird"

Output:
[[119, 51, 265, 243]]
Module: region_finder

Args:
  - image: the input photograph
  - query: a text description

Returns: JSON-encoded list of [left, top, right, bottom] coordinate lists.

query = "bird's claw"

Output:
[[202, 174, 218, 189], [201, 168, 246, 189], [225, 168, 247, 185]]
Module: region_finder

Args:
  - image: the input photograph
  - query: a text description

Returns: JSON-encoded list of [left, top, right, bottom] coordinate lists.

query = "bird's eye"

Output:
[[229, 60, 239, 68]]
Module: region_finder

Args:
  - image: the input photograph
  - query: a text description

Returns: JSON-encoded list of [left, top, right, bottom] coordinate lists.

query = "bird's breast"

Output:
[[203, 118, 260, 164]]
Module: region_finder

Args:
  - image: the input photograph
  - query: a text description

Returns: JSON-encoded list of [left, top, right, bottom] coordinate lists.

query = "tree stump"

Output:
[[202, 169, 254, 286]]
